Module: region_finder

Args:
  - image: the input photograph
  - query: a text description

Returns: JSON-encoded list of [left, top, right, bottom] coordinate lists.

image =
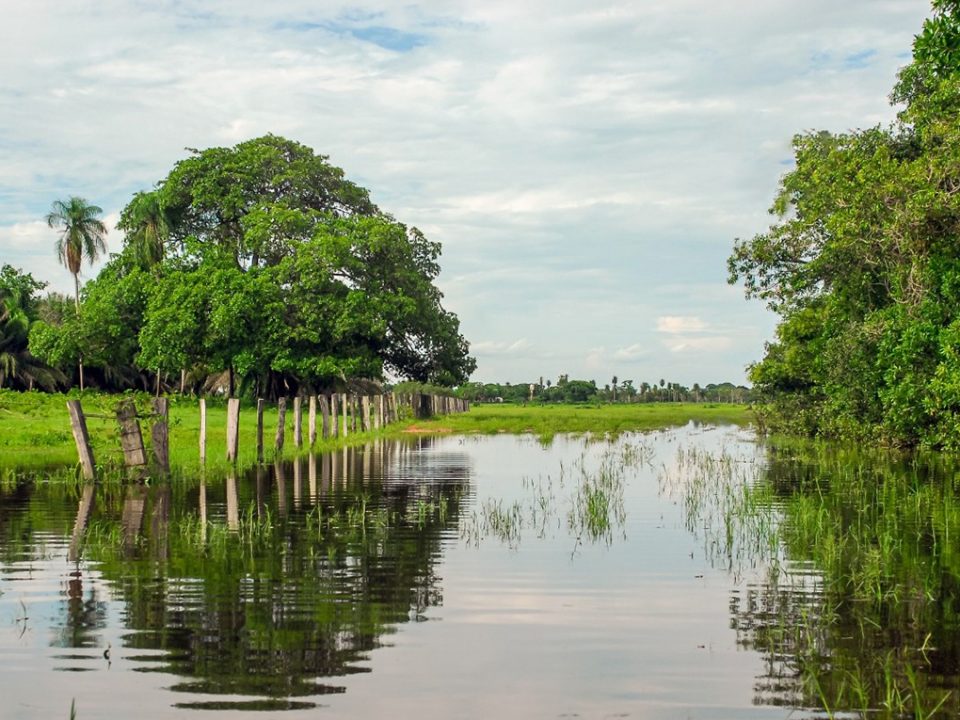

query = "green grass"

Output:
[[0, 389, 405, 473], [0, 390, 752, 473], [405, 402, 752, 441]]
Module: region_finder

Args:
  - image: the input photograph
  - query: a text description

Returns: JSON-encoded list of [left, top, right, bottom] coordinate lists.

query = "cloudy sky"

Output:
[[0, 0, 931, 387]]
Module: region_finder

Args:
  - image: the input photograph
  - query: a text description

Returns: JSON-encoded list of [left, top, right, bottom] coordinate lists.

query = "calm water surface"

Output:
[[0, 425, 957, 718]]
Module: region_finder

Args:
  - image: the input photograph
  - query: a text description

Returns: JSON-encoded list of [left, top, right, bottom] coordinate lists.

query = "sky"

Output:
[[0, 0, 932, 387]]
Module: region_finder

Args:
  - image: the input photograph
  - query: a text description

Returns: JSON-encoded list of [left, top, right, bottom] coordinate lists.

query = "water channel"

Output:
[[1, 424, 958, 718]]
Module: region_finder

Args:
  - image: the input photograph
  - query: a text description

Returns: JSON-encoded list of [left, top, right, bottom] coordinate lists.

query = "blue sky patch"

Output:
[[844, 49, 877, 69], [277, 19, 427, 52]]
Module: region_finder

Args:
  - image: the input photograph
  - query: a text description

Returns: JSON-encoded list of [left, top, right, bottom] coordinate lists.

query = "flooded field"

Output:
[[1, 424, 958, 718]]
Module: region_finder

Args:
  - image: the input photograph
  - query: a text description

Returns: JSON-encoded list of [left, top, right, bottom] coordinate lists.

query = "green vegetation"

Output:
[[669, 439, 960, 717], [458, 376, 752, 404], [0, 265, 64, 391], [23, 135, 473, 396], [406, 402, 751, 441], [729, 1, 960, 447]]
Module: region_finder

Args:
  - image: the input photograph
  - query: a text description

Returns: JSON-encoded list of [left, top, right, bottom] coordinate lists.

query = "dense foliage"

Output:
[[0, 265, 63, 390], [30, 136, 475, 395], [729, 1, 960, 447]]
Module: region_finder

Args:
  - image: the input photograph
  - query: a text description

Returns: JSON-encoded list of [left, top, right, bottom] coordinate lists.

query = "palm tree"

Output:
[[119, 191, 170, 268], [46, 196, 108, 390]]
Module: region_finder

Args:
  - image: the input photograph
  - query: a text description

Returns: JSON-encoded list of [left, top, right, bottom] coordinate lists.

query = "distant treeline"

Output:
[[456, 377, 752, 404]]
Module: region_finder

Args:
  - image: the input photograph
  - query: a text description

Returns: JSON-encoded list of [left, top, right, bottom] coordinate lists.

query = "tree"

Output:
[[0, 266, 64, 390], [118, 191, 172, 269], [42, 136, 476, 396], [158, 134, 378, 268], [728, 1, 960, 446], [45, 196, 108, 391]]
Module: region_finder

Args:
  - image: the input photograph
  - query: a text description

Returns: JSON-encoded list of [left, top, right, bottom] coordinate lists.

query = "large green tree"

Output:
[[33, 136, 475, 394], [729, 1, 960, 446]]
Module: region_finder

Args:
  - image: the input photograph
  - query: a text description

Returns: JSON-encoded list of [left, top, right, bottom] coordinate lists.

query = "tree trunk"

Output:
[[73, 273, 85, 392]]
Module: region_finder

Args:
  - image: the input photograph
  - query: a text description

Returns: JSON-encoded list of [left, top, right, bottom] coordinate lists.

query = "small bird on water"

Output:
[[103, 643, 111, 660]]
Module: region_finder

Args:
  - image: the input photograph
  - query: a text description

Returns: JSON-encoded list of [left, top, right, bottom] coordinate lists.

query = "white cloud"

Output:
[[613, 343, 649, 361], [0, 220, 49, 250], [656, 316, 707, 334], [472, 338, 532, 356], [663, 336, 734, 354]]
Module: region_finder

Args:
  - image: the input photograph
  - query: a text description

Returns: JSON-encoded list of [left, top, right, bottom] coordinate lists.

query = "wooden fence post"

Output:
[[293, 396, 303, 448], [256, 398, 265, 463], [361, 396, 371, 432], [374, 395, 383, 430], [66, 400, 96, 480], [308, 395, 317, 446], [352, 395, 359, 432], [342, 394, 349, 437], [320, 395, 330, 439], [226, 398, 240, 462], [275, 397, 287, 453], [199, 398, 207, 464], [117, 399, 147, 469], [151, 397, 170, 474], [330, 393, 339, 438]]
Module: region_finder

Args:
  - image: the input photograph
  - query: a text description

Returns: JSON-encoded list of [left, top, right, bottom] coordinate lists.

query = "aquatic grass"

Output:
[[680, 438, 960, 717], [459, 437, 653, 549]]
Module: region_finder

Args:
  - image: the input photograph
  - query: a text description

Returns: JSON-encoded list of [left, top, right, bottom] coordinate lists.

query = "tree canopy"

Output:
[[32, 136, 475, 395], [728, 1, 960, 446], [0, 265, 63, 390]]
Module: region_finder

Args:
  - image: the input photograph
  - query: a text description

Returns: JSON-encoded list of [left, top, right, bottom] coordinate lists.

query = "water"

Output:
[[0, 425, 958, 718]]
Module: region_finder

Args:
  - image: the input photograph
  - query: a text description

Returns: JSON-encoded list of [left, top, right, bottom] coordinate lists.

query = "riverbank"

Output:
[[0, 390, 753, 472]]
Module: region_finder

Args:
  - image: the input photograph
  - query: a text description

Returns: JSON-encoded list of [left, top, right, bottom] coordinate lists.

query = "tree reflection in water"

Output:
[[1, 437, 469, 711], [670, 441, 960, 717]]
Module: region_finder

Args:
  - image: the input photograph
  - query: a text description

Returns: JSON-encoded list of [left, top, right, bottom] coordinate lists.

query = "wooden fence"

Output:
[[67, 392, 469, 479]]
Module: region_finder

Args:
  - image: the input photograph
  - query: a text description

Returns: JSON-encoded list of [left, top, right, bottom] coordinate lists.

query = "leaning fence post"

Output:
[[151, 397, 170, 474], [66, 400, 96, 480], [226, 398, 240, 462], [116, 399, 148, 469]]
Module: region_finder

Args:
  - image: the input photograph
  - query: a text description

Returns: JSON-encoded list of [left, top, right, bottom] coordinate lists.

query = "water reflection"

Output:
[[0, 436, 470, 713], [3, 429, 960, 717], [669, 440, 960, 717]]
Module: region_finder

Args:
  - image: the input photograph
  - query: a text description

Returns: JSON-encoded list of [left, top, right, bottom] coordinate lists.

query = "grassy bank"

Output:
[[404, 402, 752, 440], [0, 390, 753, 473], [0, 390, 396, 473]]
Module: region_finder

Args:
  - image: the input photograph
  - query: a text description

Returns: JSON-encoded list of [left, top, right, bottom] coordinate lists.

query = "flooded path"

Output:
[[1, 425, 957, 718]]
